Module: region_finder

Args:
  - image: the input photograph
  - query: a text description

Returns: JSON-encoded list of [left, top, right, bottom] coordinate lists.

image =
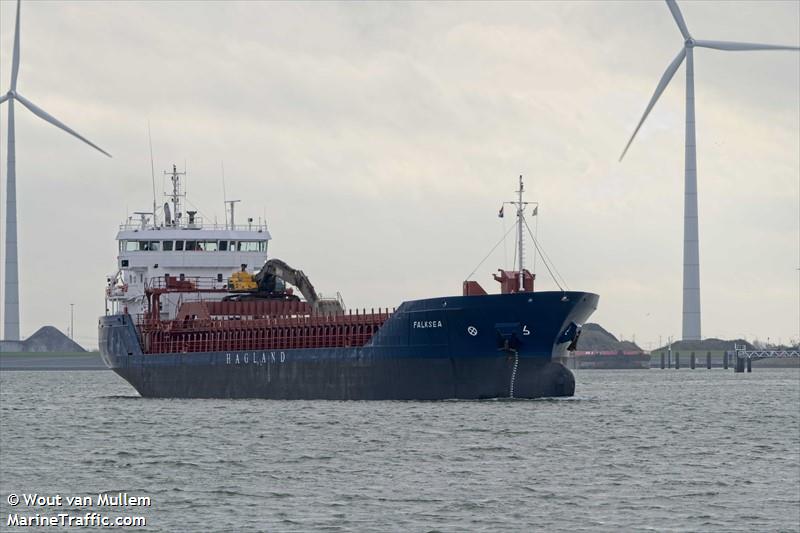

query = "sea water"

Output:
[[1, 369, 798, 532]]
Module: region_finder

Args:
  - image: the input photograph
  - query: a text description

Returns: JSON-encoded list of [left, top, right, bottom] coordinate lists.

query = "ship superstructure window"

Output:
[[132, 241, 161, 252], [125, 239, 261, 253], [237, 241, 265, 252]]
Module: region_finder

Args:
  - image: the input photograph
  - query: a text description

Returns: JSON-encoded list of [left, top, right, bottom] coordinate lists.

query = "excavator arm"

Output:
[[254, 258, 343, 315]]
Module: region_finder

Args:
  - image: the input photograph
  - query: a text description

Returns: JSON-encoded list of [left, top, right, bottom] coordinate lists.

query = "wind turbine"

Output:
[[619, 0, 799, 341], [0, 0, 111, 341]]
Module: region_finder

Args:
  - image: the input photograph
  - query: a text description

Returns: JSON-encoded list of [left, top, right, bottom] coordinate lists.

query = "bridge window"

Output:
[[219, 240, 228, 251], [131, 241, 161, 251], [175, 240, 184, 251], [237, 241, 264, 252], [199, 241, 218, 251], [185, 240, 199, 251], [163, 240, 173, 251]]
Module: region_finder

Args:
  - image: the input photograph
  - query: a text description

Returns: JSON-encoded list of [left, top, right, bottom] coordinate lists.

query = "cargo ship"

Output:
[[99, 171, 598, 399]]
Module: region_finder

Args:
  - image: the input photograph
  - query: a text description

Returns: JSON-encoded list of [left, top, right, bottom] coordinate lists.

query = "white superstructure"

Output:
[[106, 165, 270, 319]]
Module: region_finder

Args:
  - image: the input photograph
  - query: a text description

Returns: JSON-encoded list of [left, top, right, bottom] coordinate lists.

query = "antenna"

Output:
[[221, 161, 228, 229], [225, 200, 241, 228], [148, 121, 157, 226], [164, 164, 187, 227], [516, 175, 524, 291]]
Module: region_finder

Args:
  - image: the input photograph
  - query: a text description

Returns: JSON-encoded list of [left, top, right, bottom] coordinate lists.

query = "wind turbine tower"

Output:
[[0, 0, 111, 340], [619, 0, 799, 341]]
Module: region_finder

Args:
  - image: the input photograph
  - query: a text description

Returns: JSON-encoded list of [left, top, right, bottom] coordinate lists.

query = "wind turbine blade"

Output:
[[0, 93, 8, 105], [665, 0, 691, 40], [620, 48, 686, 162], [10, 0, 21, 90], [11, 0, 20, 91], [694, 39, 800, 52], [14, 93, 112, 158]]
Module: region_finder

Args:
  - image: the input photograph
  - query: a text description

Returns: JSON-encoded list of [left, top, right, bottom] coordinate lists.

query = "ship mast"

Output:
[[516, 175, 525, 291], [165, 164, 186, 227]]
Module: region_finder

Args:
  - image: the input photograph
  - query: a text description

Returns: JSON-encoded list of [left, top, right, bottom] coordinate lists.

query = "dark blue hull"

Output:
[[99, 291, 598, 399]]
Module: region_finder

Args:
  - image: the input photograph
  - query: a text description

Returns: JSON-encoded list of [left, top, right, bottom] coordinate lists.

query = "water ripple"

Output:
[[1, 369, 798, 532]]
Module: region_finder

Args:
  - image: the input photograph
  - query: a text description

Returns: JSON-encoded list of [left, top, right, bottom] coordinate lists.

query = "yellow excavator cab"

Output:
[[228, 271, 258, 292]]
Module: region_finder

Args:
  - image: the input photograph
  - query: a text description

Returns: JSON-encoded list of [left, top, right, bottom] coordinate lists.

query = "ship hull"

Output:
[[99, 291, 598, 400]]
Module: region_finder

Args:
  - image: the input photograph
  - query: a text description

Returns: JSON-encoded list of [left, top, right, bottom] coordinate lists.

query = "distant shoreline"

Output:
[[0, 352, 107, 371]]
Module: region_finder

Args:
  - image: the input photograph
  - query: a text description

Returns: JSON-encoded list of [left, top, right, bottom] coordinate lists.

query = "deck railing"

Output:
[[137, 309, 393, 354], [119, 221, 268, 232]]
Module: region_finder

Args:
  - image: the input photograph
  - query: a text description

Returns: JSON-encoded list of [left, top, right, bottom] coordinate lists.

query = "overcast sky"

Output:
[[1, 0, 798, 350]]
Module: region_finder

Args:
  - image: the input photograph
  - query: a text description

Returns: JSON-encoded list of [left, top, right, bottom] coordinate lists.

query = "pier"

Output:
[[654, 344, 799, 372], [732, 344, 800, 373]]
